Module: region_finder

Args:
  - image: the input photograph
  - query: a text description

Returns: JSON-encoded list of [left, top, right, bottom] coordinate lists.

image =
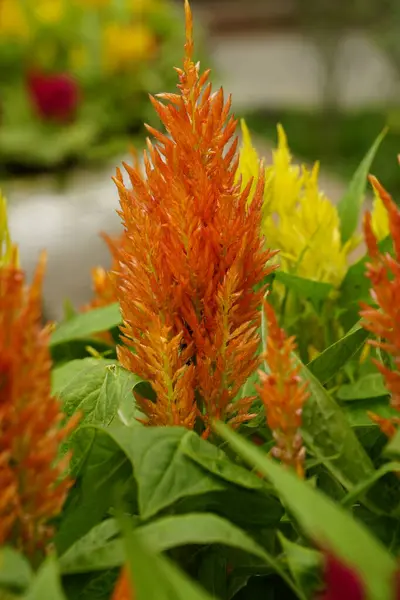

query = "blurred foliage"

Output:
[[0, 0, 208, 175], [244, 109, 400, 197]]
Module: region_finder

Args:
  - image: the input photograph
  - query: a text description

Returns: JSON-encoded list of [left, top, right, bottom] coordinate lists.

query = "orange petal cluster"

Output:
[[112, 567, 134, 600], [113, 1, 276, 435], [360, 175, 400, 437], [84, 232, 125, 311], [256, 300, 309, 478], [0, 210, 78, 557]]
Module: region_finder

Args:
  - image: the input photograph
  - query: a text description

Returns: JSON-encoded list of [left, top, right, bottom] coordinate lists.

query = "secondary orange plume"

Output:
[[112, 1, 276, 434], [0, 195, 78, 557], [360, 175, 400, 437], [256, 300, 308, 478], [112, 567, 134, 600]]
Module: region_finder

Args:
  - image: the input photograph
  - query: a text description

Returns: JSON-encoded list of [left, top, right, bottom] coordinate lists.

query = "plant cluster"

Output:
[[2, 3, 400, 599]]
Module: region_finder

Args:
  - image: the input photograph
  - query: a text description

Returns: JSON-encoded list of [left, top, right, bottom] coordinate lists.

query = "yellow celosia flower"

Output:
[[270, 164, 355, 285], [102, 23, 155, 73], [0, 0, 30, 39], [237, 119, 263, 203], [370, 185, 389, 241], [237, 121, 360, 286]]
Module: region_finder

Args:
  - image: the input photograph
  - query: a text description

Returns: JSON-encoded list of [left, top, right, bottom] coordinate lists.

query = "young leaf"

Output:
[[274, 271, 333, 311], [307, 323, 368, 385], [50, 303, 121, 347], [214, 422, 396, 600], [340, 462, 400, 509], [52, 358, 142, 427], [337, 128, 387, 244], [23, 556, 67, 600], [338, 373, 388, 401], [103, 424, 226, 519], [0, 547, 33, 592]]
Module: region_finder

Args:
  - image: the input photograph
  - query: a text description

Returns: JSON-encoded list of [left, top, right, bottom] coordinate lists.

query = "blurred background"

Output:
[[1, 0, 399, 318]]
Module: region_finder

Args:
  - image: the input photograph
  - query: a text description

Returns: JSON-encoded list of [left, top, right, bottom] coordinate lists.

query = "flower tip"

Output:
[[184, 0, 194, 60]]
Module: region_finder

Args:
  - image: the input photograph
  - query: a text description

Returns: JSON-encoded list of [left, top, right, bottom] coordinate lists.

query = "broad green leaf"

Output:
[[337, 128, 387, 244], [385, 429, 400, 458], [55, 429, 132, 555], [300, 360, 375, 490], [278, 534, 321, 597], [338, 373, 388, 401], [215, 422, 396, 600], [274, 271, 333, 311], [60, 513, 303, 597], [104, 424, 226, 520], [23, 557, 66, 600], [121, 518, 216, 600], [340, 462, 400, 509], [52, 358, 142, 427], [339, 235, 392, 307], [307, 323, 368, 385], [0, 547, 32, 591], [181, 431, 266, 490], [50, 303, 121, 347]]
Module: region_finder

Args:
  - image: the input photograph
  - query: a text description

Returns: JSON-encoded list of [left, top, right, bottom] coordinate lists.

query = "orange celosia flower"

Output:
[[112, 567, 134, 600], [256, 300, 309, 478], [113, 1, 276, 435], [360, 175, 400, 437], [84, 232, 125, 311], [0, 194, 78, 557]]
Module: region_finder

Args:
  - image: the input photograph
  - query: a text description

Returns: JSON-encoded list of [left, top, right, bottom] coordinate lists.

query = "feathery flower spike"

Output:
[[0, 192, 79, 558], [360, 175, 400, 437], [113, 1, 276, 433], [256, 299, 309, 477]]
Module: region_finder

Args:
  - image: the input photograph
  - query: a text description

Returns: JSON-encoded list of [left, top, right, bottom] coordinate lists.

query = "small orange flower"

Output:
[[113, 1, 276, 433], [360, 175, 400, 437], [0, 194, 79, 557], [256, 300, 309, 478], [112, 567, 134, 600]]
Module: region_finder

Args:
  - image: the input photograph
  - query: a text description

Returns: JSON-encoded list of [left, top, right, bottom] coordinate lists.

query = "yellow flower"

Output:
[[370, 184, 389, 241], [271, 164, 356, 285], [102, 23, 156, 73], [32, 0, 65, 24], [237, 122, 360, 286], [237, 119, 263, 203], [0, 0, 30, 39]]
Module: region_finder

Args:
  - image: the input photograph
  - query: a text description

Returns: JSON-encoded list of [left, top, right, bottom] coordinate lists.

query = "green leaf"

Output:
[[385, 429, 400, 458], [121, 518, 217, 600], [343, 398, 397, 429], [307, 324, 368, 385], [181, 431, 266, 490], [60, 513, 303, 598], [299, 359, 375, 490], [52, 358, 142, 427], [274, 272, 333, 311], [0, 547, 33, 591], [55, 429, 132, 555], [340, 462, 400, 509], [338, 373, 388, 401], [214, 422, 396, 600], [339, 235, 392, 307], [278, 534, 321, 597], [50, 303, 121, 347], [337, 128, 387, 244], [104, 424, 226, 520], [23, 557, 67, 600]]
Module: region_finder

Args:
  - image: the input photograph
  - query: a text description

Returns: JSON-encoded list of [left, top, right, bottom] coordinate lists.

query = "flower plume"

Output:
[[256, 299, 309, 477], [113, 1, 276, 434], [0, 192, 78, 557], [360, 176, 400, 437]]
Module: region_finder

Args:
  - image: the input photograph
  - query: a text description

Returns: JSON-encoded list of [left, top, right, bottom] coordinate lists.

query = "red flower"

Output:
[[27, 71, 80, 122], [321, 554, 365, 600]]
